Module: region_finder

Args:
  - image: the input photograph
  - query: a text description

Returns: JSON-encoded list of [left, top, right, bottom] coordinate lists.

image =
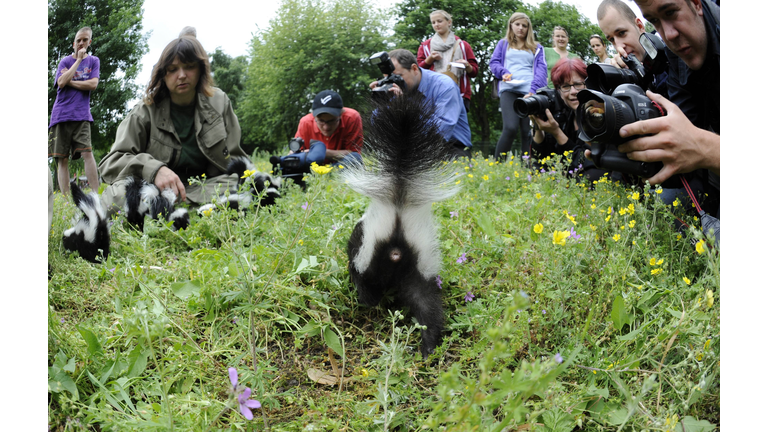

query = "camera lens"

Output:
[[582, 101, 606, 133], [514, 95, 546, 117]]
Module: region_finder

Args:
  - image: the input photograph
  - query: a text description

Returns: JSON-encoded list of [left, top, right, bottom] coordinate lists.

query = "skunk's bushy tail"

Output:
[[342, 94, 460, 206], [63, 181, 110, 263], [124, 176, 189, 231]]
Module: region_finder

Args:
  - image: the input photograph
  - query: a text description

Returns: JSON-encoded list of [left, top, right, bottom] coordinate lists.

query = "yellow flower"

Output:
[[673, 198, 680, 207], [201, 173, 207, 179], [361, 368, 369, 377], [627, 203, 635, 215], [310, 162, 333, 175], [631, 192, 640, 200], [628, 220, 636, 228], [656, 259, 664, 265], [612, 234, 621, 242], [534, 223, 543, 234], [590, 204, 596, 210], [455, 179, 461, 185], [704, 339, 711, 350], [656, 187, 663, 194], [706, 289, 714, 308], [514, 171, 520, 178], [536, 193, 541, 199], [651, 268, 663, 275], [676, 233, 682, 241], [241, 169, 256, 179], [468, 173, 474, 178], [696, 239, 706, 254], [553, 230, 569, 246], [619, 207, 627, 216], [607, 207, 613, 214], [605, 214, 611, 222], [338, 164, 345, 169], [590, 224, 597, 231], [683, 277, 691, 285], [202, 208, 213, 217], [298, 239, 304, 245], [482, 175, 489, 181]]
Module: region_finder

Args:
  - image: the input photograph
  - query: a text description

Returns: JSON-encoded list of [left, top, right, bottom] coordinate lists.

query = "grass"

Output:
[[48, 152, 719, 431]]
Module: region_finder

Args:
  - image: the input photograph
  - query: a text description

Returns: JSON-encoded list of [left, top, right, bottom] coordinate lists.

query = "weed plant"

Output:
[[48, 152, 719, 431]]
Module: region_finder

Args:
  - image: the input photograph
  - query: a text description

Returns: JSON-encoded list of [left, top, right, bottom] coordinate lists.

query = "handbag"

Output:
[[440, 40, 461, 86]]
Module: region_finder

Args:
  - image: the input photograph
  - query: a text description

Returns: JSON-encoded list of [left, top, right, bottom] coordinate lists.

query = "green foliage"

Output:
[[238, 0, 390, 153], [48, 152, 719, 430], [209, 47, 248, 112], [48, 0, 150, 156]]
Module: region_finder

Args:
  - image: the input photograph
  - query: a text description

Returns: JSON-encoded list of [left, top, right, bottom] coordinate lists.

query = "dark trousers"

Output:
[[495, 91, 531, 161]]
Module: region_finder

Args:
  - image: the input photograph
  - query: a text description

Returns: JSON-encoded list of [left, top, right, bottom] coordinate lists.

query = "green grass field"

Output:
[[48, 152, 719, 431]]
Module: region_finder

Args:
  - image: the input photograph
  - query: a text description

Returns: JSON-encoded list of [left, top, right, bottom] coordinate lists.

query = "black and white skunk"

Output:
[[62, 180, 110, 263], [124, 176, 190, 231], [342, 95, 461, 358], [197, 156, 282, 213]]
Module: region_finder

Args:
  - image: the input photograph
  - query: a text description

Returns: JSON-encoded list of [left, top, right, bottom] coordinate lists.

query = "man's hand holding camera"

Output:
[[616, 90, 720, 185]]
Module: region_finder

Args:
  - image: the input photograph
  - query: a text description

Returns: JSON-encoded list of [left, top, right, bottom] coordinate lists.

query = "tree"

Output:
[[238, 0, 389, 153], [48, 0, 149, 158], [391, 0, 603, 151], [209, 48, 248, 112]]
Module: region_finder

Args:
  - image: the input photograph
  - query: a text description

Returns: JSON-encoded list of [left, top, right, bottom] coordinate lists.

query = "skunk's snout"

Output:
[[389, 248, 402, 263]]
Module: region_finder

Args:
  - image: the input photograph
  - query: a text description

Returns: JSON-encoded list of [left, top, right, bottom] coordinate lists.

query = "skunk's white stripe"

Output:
[[352, 199, 396, 274], [160, 188, 178, 204], [170, 208, 188, 220], [401, 203, 441, 278]]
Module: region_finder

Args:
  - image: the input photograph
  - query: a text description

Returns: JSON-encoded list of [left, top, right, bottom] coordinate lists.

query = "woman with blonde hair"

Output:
[[489, 12, 546, 160], [417, 9, 479, 112], [544, 26, 580, 86]]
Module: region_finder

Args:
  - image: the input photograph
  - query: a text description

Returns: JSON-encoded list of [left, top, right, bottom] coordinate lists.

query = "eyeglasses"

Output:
[[315, 116, 340, 126], [558, 82, 586, 93]]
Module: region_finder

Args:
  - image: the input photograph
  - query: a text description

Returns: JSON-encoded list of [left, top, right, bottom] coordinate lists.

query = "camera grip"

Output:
[[595, 149, 662, 178]]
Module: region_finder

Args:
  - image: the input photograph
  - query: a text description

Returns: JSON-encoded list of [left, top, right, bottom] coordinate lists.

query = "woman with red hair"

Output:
[[531, 58, 611, 183]]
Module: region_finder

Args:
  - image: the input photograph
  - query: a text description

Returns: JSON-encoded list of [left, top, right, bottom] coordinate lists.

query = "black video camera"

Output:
[[576, 84, 663, 177], [513, 87, 565, 121], [585, 32, 667, 94], [369, 52, 407, 98], [270, 138, 327, 187]]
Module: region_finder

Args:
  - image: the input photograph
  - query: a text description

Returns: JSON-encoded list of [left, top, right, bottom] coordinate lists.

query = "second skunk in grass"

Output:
[[342, 94, 461, 357]]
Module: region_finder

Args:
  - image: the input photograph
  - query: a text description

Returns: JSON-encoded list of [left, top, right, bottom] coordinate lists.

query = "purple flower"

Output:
[[527, 174, 532, 182], [569, 227, 581, 240], [505, 176, 510, 180], [109, 267, 116, 273], [456, 253, 467, 264], [464, 291, 475, 302], [60, 317, 65, 324], [522, 155, 530, 160], [228, 367, 261, 420], [233, 318, 238, 324], [450, 211, 458, 218], [554, 353, 563, 364], [301, 202, 308, 210], [542, 309, 546, 314], [435, 275, 443, 290]]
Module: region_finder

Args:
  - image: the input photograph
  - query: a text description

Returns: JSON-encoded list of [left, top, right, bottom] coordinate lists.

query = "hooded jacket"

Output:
[[489, 39, 547, 95]]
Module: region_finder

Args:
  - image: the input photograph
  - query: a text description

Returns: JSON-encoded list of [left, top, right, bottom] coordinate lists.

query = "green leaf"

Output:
[[474, 212, 497, 237], [78, 326, 103, 357], [171, 280, 202, 300], [127, 346, 150, 378], [674, 416, 716, 432], [323, 326, 344, 359], [49, 369, 79, 401], [586, 384, 610, 399], [611, 296, 632, 331], [540, 408, 576, 432]]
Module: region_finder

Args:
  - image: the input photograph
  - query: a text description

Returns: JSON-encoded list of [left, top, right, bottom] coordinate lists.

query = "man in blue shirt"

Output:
[[370, 49, 472, 158]]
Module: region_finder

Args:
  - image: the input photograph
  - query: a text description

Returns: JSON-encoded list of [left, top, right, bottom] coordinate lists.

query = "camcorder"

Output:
[[576, 32, 668, 177], [513, 87, 565, 121], [270, 138, 327, 188], [369, 52, 407, 98]]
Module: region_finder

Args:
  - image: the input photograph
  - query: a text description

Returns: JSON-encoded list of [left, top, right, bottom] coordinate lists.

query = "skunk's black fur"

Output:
[[124, 176, 190, 231], [343, 95, 461, 358], [222, 156, 282, 209], [62, 181, 110, 263]]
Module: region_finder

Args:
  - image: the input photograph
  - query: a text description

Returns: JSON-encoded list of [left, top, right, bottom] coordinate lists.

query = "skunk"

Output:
[[124, 176, 190, 231], [62, 181, 110, 263], [342, 95, 461, 358], [198, 157, 282, 213]]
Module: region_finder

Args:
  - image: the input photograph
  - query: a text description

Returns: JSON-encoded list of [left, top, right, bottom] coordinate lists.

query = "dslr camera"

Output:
[[513, 87, 565, 121], [270, 138, 327, 188], [576, 32, 668, 177], [369, 51, 407, 98]]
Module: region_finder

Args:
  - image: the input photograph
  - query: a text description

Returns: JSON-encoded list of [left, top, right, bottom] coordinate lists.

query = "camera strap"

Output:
[[680, 175, 720, 246]]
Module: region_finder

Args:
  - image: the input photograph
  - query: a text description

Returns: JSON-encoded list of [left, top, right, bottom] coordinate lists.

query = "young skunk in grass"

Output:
[[342, 94, 461, 358], [62, 180, 110, 263], [197, 156, 282, 213], [124, 176, 190, 231]]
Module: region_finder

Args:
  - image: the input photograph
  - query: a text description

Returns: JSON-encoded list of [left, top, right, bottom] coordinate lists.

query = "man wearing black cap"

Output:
[[293, 90, 363, 165]]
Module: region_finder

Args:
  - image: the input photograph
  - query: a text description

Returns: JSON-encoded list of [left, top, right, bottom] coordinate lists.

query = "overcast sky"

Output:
[[134, 0, 646, 89]]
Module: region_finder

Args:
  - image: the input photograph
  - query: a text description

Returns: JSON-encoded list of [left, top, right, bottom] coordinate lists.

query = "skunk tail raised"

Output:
[[63, 181, 110, 263], [342, 95, 461, 357]]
